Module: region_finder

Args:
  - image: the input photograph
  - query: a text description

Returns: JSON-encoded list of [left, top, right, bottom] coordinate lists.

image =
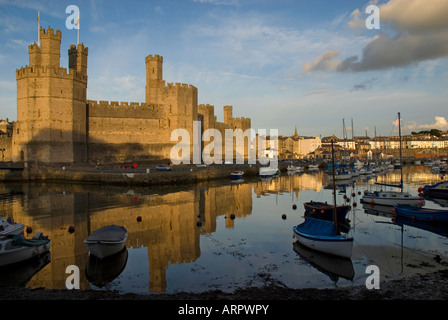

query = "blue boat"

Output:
[[293, 140, 353, 259], [293, 218, 353, 258], [421, 181, 448, 198], [393, 204, 448, 222], [230, 171, 244, 180]]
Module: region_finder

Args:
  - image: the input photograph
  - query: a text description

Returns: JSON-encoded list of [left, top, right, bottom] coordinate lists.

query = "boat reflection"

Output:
[[86, 248, 128, 288], [0, 251, 51, 287], [293, 241, 354, 285]]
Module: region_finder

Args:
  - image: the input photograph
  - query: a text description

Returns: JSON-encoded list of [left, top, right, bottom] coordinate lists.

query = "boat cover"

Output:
[[296, 218, 337, 237], [86, 225, 127, 242]]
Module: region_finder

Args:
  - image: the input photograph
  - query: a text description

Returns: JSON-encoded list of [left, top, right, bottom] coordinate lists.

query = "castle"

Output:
[[9, 27, 251, 165]]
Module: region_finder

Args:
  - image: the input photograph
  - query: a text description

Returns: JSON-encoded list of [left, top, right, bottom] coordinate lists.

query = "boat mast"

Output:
[[398, 112, 403, 191], [331, 140, 339, 233]]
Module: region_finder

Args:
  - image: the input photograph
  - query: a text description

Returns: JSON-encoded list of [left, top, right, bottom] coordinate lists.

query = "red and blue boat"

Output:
[[393, 204, 448, 222], [304, 201, 351, 222]]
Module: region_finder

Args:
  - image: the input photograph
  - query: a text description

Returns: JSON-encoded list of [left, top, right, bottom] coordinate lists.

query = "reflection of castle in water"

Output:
[[0, 173, 325, 292]]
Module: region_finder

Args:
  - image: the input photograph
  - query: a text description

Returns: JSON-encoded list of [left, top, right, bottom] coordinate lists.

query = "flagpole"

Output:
[[37, 11, 40, 47], [77, 13, 79, 45]]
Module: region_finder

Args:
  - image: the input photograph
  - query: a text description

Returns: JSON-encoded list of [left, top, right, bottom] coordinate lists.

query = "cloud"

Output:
[[402, 116, 448, 131], [302, 50, 340, 73], [351, 77, 377, 91], [304, 0, 448, 73]]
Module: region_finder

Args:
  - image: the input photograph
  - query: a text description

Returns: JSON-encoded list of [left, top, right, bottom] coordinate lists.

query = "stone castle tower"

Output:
[[13, 27, 88, 163]]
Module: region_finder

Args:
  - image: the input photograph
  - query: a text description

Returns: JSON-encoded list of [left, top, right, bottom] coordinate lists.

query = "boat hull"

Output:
[[84, 225, 128, 259], [361, 191, 424, 207], [422, 181, 448, 198], [293, 227, 353, 258], [304, 202, 350, 221], [259, 167, 279, 177], [393, 204, 448, 222], [85, 241, 127, 259], [0, 238, 51, 267], [0, 217, 24, 236], [230, 171, 244, 180]]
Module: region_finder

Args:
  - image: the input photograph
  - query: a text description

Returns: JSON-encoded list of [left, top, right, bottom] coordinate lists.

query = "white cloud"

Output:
[[402, 116, 448, 131]]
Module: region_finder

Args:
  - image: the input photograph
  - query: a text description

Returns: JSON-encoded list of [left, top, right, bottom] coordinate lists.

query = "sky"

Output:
[[0, 0, 447, 138]]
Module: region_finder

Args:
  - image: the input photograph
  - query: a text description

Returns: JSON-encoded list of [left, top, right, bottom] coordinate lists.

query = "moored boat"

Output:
[[84, 225, 128, 259], [230, 170, 244, 180], [0, 217, 24, 236], [0, 233, 51, 267], [293, 140, 353, 259], [293, 218, 353, 258], [361, 190, 424, 207], [393, 204, 448, 222], [304, 201, 351, 222], [421, 181, 448, 198], [259, 167, 280, 177]]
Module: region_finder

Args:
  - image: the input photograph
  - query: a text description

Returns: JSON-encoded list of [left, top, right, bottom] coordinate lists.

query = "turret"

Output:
[[39, 27, 61, 69], [69, 43, 88, 76], [145, 54, 164, 104]]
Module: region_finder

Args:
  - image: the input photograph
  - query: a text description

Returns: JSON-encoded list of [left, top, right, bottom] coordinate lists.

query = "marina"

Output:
[[1, 165, 447, 295]]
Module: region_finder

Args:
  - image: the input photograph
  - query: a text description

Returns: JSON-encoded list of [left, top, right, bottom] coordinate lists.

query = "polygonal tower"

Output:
[[12, 27, 88, 164]]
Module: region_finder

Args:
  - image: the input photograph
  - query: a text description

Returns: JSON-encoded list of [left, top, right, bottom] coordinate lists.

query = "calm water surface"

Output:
[[1, 165, 448, 294]]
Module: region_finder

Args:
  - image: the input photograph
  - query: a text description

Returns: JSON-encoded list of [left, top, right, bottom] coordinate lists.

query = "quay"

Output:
[[0, 162, 291, 186]]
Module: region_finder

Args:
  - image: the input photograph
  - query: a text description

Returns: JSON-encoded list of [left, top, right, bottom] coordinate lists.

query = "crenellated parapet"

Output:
[[16, 65, 87, 82], [87, 100, 163, 119]]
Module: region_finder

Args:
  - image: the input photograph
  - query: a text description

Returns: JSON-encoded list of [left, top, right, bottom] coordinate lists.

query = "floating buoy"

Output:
[[292, 204, 297, 210], [418, 187, 423, 192], [133, 197, 138, 203], [358, 191, 361, 195], [351, 193, 355, 197], [321, 210, 325, 214], [282, 214, 287, 220], [370, 199, 374, 204], [136, 216, 142, 222], [230, 214, 236, 220], [196, 221, 202, 227], [345, 197, 350, 202], [418, 200, 423, 205], [392, 208, 396, 212], [68, 225, 75, 233], [353, 202, 357, 207], [26, 226, 32, 234], [343, 195, 347, 199]]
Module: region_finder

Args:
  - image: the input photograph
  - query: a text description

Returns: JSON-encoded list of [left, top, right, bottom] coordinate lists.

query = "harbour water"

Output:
[[1, 165, 447, 295]]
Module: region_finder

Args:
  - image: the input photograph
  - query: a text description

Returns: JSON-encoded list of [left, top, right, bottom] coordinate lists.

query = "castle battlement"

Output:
[[40, 27, 61, 39], [145, 54, 163, 62], [165, 82, 197, 91], [16, 65, 87, 81], [87, 100, 163, 119]]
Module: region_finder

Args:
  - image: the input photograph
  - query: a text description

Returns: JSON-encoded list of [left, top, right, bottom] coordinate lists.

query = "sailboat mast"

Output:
[[331, 140, 338, 232], [398, 112, 403, 190]]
